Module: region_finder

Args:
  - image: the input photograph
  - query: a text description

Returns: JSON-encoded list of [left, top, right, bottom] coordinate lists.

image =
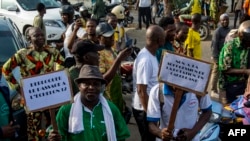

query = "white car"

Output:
[[0, 0, 66, 42]]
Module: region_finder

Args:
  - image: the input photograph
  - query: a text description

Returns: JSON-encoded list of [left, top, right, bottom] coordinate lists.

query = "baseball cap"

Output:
[[96, 22, 114, 37], [71, 39, 104, 57]]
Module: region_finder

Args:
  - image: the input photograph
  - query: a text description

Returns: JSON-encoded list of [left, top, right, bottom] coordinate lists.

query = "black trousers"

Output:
[[138, 7, 151, 29], [132, 108, 156, 141], [234, 10, 242, 28]]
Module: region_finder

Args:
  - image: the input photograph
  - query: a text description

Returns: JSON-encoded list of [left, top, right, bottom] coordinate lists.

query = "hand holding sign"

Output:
[[20, 69, 73, 131], [158, 51, 212, 140]]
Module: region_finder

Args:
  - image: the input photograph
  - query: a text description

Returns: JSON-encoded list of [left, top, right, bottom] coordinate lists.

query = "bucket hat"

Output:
[[74, 65, 106, 84]]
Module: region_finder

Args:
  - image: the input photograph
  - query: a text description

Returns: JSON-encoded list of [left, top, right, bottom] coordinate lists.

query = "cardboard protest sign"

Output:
[[158, 51, 212, 96], [20, 69, 73, 113]]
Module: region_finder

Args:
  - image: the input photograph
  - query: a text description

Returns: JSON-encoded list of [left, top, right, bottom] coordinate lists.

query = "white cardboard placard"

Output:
[[21, 69, 73, 112], [158, 51, 212, 96]]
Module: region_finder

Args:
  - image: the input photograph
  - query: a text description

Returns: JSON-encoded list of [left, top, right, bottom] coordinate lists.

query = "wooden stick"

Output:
[[165, 89, 183, 141], [49, 108, 58, 131]]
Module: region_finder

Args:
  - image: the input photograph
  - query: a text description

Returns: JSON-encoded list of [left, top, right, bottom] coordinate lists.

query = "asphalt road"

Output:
[[123, 4, 235, 140]]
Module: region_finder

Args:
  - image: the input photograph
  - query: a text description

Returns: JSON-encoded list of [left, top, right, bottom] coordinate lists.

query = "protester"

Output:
[[173, 22, 189, 55], [179, 0, 202, 22], [79, 6, 91, 28], [234, 0, 244, 28], [97, 22, 131, 115], [147, 84, 212, 141], [210, 13, 230, 98], [33, 3, 46, 44], [132, 25, 165, 141], [184, 13, 202, 59], [0, 85, 20, 141], [54, 5, 75, 53], [109, 9, 126, 52], [156, 16, 176, 63], [151, 0, 158, 24], [218, 20, 250, 104], [69, 26, 131, 96], [68, 18, 99, 50], [63, 13, 86, 68], [135, 0, 151, 30], [69, 39, 104, 95], [82, 18, 99, 43], [106, 13, 124, 52], [48, 65, 130, 141], [209, 0, 219, 29], [2, 27, 64, 141]]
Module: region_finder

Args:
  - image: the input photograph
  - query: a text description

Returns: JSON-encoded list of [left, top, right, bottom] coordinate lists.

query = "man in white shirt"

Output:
[[135, 0, 151, 29], [132, 25, 165, 141]]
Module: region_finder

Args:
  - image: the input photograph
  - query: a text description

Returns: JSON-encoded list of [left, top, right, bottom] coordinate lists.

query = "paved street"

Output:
[[123, 2, 234, 140]]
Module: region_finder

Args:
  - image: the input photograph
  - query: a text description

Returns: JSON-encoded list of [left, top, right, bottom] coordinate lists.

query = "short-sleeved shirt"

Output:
[[218, 37, 249, 89], [132, 47, 159, 110], [56, 101, 130, 141], [147, 84, 212, 141], [185, 28, 201, 59], [2, 47, 64, 90]]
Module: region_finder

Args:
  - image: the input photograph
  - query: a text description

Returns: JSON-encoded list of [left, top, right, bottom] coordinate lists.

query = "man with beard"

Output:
[[67, 18, 98, 52], [2, 27, 64, 141], [47, 65, 130, 141]]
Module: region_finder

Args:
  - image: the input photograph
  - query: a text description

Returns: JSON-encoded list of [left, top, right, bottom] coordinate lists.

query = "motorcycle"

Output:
[[121, 37, 140, 94], [172, 9, 210, 41], [121, 3, 134, 27], [199, 98, 250, 140]]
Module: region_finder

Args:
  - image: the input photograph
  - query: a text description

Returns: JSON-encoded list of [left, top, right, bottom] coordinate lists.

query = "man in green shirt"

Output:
[[48, 65, 130, 141], [218, 20, 250, 104]]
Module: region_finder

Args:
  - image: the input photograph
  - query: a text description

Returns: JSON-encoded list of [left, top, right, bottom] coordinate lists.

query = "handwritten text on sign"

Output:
[[21, 70, 73, 112], [159, 52, 212, 94]]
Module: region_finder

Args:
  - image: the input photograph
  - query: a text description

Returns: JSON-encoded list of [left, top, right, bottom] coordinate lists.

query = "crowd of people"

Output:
[[1, 0, 250, 141]]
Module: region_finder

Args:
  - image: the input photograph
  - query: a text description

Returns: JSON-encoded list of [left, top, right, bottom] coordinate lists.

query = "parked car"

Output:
[[0, 15, 27, 140], [0, 15, 26, 72], [0, 0, 66, 43]]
